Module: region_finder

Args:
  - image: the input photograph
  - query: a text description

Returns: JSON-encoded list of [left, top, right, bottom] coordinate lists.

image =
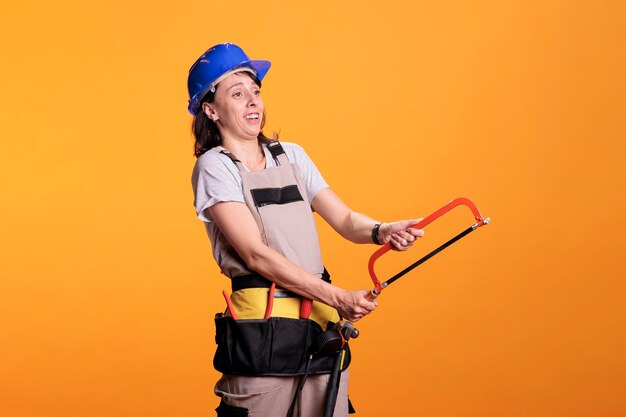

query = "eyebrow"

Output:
[[227, 80, 259, 92], [227, 82, 244, 91]]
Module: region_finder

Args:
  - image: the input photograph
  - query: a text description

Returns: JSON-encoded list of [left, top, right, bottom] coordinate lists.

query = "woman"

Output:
[[189, 43, 424, 417]]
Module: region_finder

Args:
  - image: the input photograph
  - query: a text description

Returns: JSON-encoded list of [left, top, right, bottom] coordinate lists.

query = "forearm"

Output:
[[336, 210, 379, 244], [243, 241, 345, 307], [245, 244, 377, 321], [312, 189, 379, 244], [312, 189, 423, 249]]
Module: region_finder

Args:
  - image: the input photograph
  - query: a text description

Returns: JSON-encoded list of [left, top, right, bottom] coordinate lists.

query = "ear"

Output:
[[202, 102, 219, 121]]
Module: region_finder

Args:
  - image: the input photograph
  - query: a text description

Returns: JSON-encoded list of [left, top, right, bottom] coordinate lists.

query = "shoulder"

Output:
[[191, 147, 240, 184], [276, 141, 312, 164], [194, 147, 230, 169], [193, 147, 235, 172], [277, 141, 305, 152]]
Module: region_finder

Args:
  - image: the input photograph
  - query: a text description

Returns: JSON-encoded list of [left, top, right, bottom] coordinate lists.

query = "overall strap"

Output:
[[220, 141, 290, 170], [219, 149, 246, 172], [267, 140, 290, 166]]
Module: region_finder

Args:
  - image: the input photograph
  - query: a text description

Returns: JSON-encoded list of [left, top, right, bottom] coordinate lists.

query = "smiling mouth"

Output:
[[244, 113, 260, 120]]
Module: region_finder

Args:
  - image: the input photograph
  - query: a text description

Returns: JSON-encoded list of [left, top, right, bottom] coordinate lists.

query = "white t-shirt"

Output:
[[192, 141, 329, 223]]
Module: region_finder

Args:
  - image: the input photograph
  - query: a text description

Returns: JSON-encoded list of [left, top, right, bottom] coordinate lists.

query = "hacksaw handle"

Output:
[[367, 197, 488, 292], [364, 287, 379, 302]]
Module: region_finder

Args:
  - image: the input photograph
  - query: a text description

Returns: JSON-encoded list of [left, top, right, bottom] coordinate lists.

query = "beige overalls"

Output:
[[213, 141, 350, 417]]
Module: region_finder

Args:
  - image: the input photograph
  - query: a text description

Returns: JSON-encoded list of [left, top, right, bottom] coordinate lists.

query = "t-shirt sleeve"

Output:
[[289, 143, 329, 202], [191, 153, 244, 222]]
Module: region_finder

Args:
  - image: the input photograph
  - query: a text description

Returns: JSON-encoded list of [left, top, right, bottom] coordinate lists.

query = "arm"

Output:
[[311, 188, 425, 249], [208, 201, 377, 321]]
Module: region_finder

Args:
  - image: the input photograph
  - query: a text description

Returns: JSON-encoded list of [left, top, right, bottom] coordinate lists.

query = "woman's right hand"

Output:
[[335, 289, 378, 322]]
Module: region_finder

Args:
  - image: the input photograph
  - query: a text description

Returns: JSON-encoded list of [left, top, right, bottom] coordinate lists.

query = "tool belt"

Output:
[[213, 315, 351, 376], [214, 270, 351, 376]]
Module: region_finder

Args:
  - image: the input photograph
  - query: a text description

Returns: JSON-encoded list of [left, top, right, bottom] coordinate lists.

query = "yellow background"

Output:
[[2, 1, 625, 416]]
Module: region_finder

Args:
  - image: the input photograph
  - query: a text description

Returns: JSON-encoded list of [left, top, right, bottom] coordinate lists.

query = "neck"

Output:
[[222, 136, 265, 171]]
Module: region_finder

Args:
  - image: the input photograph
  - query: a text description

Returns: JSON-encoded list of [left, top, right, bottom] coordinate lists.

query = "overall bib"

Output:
[[213, 141, 351, 417]]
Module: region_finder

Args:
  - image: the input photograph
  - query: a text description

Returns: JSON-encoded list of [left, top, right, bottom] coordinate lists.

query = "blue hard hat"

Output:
[[187, 43, 271, 115]]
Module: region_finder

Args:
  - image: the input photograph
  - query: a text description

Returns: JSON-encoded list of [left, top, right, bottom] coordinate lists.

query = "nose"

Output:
[[247, 91, 259, 107]]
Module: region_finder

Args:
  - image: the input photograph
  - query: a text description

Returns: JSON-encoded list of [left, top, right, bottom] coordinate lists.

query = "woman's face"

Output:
[[204, 72, 264, 141]]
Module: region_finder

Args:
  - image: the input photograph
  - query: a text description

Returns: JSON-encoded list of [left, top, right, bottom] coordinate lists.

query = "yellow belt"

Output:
[[229, 288, 339, 329]]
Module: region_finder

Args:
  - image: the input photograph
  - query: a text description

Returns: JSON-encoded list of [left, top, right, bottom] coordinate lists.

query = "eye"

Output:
[[254, 89, 261, 96], [232, 91, 242, 98]]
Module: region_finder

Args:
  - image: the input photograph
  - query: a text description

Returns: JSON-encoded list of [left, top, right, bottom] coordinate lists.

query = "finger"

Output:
[[389, 239, 404, 251], [364, 291, 377, 302], [391, 234, 409, 245], [402, 218, 424, 229], [391, 234, 410, 248], [360, 301, 376, 313], [407, 228, 425, 238], [397, 231, 416, 242], [401, 219, 419, 227], [389, 238, 403, 251]]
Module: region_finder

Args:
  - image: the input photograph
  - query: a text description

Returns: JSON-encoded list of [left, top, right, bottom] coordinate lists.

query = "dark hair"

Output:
[[191, 72, 277, 158]]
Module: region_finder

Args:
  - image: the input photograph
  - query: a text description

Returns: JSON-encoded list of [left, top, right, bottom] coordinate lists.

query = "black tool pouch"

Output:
[[214, 315, 351, 376]]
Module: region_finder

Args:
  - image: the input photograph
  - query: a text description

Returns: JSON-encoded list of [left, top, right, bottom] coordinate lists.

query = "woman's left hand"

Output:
[[379, 219, 425, 251]]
